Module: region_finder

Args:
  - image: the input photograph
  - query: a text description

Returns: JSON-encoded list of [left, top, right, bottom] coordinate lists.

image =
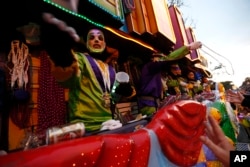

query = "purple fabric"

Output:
[[86, 55, 115, 92], [13, 89, 30, 102], [138, 61, 168, 97], [138, 61, 169, 107], [138, 99, 157, 108]]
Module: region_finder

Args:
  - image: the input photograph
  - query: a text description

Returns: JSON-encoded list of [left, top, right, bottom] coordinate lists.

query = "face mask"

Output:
[[86, 29, 106, 53]]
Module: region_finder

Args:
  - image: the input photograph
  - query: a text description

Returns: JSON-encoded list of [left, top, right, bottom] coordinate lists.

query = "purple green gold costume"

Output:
[[138, 46, 190, 115], [50, 51, 115, 131]]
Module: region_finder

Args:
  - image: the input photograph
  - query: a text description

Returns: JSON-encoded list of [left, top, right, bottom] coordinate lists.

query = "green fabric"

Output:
[[212, 101, 237, 143], [167, 79, 180, 87], [140, 106, 156, 116], [193, 85, 203, 93], [160, 46, 190, 61], [58, 52, 112, 132], [163, 46, 190, 95], [188, 85, 203, 98]]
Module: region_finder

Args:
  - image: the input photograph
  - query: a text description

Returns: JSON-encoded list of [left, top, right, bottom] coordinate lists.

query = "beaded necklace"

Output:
[[94, 59, 111, 108], [7, 40, 29, 89], [7, 40, 31, 128]]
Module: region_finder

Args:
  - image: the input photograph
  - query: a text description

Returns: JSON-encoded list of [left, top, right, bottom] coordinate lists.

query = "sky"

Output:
[[179, 0, 250, 87]]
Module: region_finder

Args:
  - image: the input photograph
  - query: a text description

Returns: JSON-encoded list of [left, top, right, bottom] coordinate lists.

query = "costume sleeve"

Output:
[[49, 51, 80, 82], [161, 46, 190, 61], [167, 79, 179, 87]]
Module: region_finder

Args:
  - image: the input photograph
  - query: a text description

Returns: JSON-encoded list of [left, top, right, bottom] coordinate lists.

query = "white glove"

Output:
[[100, 119, 122, 130], [188, 41, 202, 50]]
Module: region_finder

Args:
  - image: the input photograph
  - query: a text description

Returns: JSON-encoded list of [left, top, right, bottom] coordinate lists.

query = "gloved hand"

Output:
[[100, 119, 122, 130], [188, 41, 202, 50], [40, 13, 80, 67]]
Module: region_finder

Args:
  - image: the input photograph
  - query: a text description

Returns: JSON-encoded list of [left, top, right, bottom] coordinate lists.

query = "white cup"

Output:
[[116, 72, 129, 83]]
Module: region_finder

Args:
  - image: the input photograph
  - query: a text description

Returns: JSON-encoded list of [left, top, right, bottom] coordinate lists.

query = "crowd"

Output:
[[202, 78, 250, 167]]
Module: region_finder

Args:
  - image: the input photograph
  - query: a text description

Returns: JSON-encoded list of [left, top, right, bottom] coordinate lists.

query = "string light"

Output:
[[43, 0, 156, 52], [105, 27, 156, 51], [43, 0, 104, 28], [86, 0, 123, 21]]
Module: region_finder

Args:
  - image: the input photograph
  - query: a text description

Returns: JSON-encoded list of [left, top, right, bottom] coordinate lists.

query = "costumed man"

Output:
[[137, 41, 202, 116], [175, 63, 189, 95], [165, 63, 191, 100], [166, 63, 182, 96], [41, 14, 135, 132], [185, 70, 203, 99]]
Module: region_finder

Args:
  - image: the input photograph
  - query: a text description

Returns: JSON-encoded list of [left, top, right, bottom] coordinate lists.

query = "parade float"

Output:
[[0, 1, 238, 166], [0, 100, 225, 167]]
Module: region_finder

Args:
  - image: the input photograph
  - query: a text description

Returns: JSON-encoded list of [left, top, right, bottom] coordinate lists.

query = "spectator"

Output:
[[200, 114, 235, 167]]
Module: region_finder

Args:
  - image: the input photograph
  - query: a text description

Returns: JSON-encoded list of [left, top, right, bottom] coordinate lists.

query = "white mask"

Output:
[[86, 29, 106, 53]]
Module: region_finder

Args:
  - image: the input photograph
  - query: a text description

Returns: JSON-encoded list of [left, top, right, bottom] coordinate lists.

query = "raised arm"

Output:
[[161, 41, 202, 61], [40, 12, 81, 67], [200, 115, 235, 167]]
